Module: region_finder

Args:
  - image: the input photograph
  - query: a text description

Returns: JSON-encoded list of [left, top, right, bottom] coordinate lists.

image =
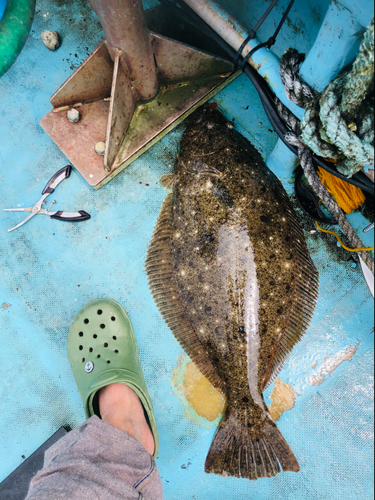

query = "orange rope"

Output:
[[317, 167, 366, 214]]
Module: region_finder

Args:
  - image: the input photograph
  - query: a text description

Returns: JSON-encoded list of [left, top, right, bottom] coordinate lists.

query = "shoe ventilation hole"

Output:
[[107, 360, 111, 364], [97, 309, 102, 315], [82, 358, 85, 362], [93, 334, 97, 339], [79, 332, 83, 337], [100, 324, 105, 329], [79, 345, 83, 350], [111, 316, 116, 321], [89, 348, 93, 353], [84, 319, 89, 324], [115, 350, 119, 354], [97, 354, 101, 358], [104, 343, 108, 348], [113, 336, 117, 340]]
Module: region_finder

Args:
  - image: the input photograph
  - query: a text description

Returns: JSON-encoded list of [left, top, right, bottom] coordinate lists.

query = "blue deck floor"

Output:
[[0, 1, 374, 499]]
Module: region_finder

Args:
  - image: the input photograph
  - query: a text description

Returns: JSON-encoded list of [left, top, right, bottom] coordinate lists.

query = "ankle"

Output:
[[98, 383, 155, 455]]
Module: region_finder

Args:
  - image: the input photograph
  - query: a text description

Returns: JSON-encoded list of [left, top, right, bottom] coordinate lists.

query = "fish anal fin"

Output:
[[146, 192, 224, 394]]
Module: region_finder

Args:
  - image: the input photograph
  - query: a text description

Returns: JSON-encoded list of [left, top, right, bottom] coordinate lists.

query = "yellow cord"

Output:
[[315, 221, 375, 252]]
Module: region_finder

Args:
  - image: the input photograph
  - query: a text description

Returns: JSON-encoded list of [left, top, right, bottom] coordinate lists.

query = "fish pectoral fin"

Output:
[[205, 410, 299, 480], [160, 173, 177, 189]]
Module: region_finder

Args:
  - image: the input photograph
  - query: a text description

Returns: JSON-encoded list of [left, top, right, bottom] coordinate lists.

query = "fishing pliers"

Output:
[[4, 165, 90, 232]]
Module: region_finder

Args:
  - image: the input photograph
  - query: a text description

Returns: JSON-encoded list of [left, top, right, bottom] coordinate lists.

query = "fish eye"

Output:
[[188, 159, 209, 174]]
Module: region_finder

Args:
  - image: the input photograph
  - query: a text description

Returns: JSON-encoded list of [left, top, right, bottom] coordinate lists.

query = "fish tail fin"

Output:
[[205, 411, 299, 480]]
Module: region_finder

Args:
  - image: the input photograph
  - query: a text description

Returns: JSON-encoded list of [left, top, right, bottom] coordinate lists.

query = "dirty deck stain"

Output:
[[172, 357, 298, 424], [268, 379, 299, 422], [308, 345, 359, 386], [183, 361, 226, 422], [171, 355, 226, 429], [1, 303, 11, 310]]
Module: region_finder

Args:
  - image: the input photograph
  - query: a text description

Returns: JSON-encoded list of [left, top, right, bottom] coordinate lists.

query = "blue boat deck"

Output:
[[0, 1, 373, 498]]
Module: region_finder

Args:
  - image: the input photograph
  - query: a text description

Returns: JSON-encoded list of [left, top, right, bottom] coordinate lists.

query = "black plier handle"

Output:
[[4, 166, 91, 232]]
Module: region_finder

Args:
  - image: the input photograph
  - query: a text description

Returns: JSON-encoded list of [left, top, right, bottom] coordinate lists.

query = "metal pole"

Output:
[[182, 0, 302, 114], [40, 0, 236, 188], [89, 0, 158, 101], [183, 0, 263, 66]]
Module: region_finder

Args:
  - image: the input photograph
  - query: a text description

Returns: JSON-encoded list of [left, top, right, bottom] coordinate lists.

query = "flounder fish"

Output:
[[146, 108, 319, 480]]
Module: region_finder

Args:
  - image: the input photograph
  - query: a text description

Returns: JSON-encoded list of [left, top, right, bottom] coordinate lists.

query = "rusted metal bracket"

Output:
[[40, 0, 235, 189]]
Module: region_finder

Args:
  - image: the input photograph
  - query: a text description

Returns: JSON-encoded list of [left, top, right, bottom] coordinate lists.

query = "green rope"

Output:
[[341, 17, 374, 121], [280, 17, 374, 178], [299, 98, 342, 160], [319, 77, 374, 173]]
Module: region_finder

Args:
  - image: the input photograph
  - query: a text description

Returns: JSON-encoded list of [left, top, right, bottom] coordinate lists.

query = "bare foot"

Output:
[[99, 383, 155, 455]]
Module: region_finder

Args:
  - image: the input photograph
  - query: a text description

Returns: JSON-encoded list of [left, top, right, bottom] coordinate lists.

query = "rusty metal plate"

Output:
[[50, 41, 113, 108], [40, 73, 238, 188], [104, 52, 135, 170], [40, 4, 237, 190], [40, 100, 109, 186], [151, 32, 233, 82], [114, 75, 231, 170]]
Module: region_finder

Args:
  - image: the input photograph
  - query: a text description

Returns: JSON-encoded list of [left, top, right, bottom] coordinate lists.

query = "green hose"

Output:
[[0, 0, 36, 77]]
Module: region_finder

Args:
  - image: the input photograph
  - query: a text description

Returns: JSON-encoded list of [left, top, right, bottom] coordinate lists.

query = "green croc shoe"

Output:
[[67, 299, 159, 458]]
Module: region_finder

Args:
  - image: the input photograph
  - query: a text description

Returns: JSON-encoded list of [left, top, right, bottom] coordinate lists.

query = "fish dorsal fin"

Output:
[[146, 193, 225, 393], [262, 183, 319, 390]]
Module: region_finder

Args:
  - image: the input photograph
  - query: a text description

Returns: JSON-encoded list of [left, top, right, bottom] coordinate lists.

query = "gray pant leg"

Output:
[[25, 416, 163, 500]]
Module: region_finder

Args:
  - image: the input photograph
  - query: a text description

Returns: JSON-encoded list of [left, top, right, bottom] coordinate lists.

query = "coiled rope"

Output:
[[281, 17, 374, 178], [276, 19, 374, 274]]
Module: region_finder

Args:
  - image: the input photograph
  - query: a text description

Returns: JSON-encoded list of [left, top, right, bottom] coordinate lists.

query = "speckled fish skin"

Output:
[[147, 107, 319, 480]]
